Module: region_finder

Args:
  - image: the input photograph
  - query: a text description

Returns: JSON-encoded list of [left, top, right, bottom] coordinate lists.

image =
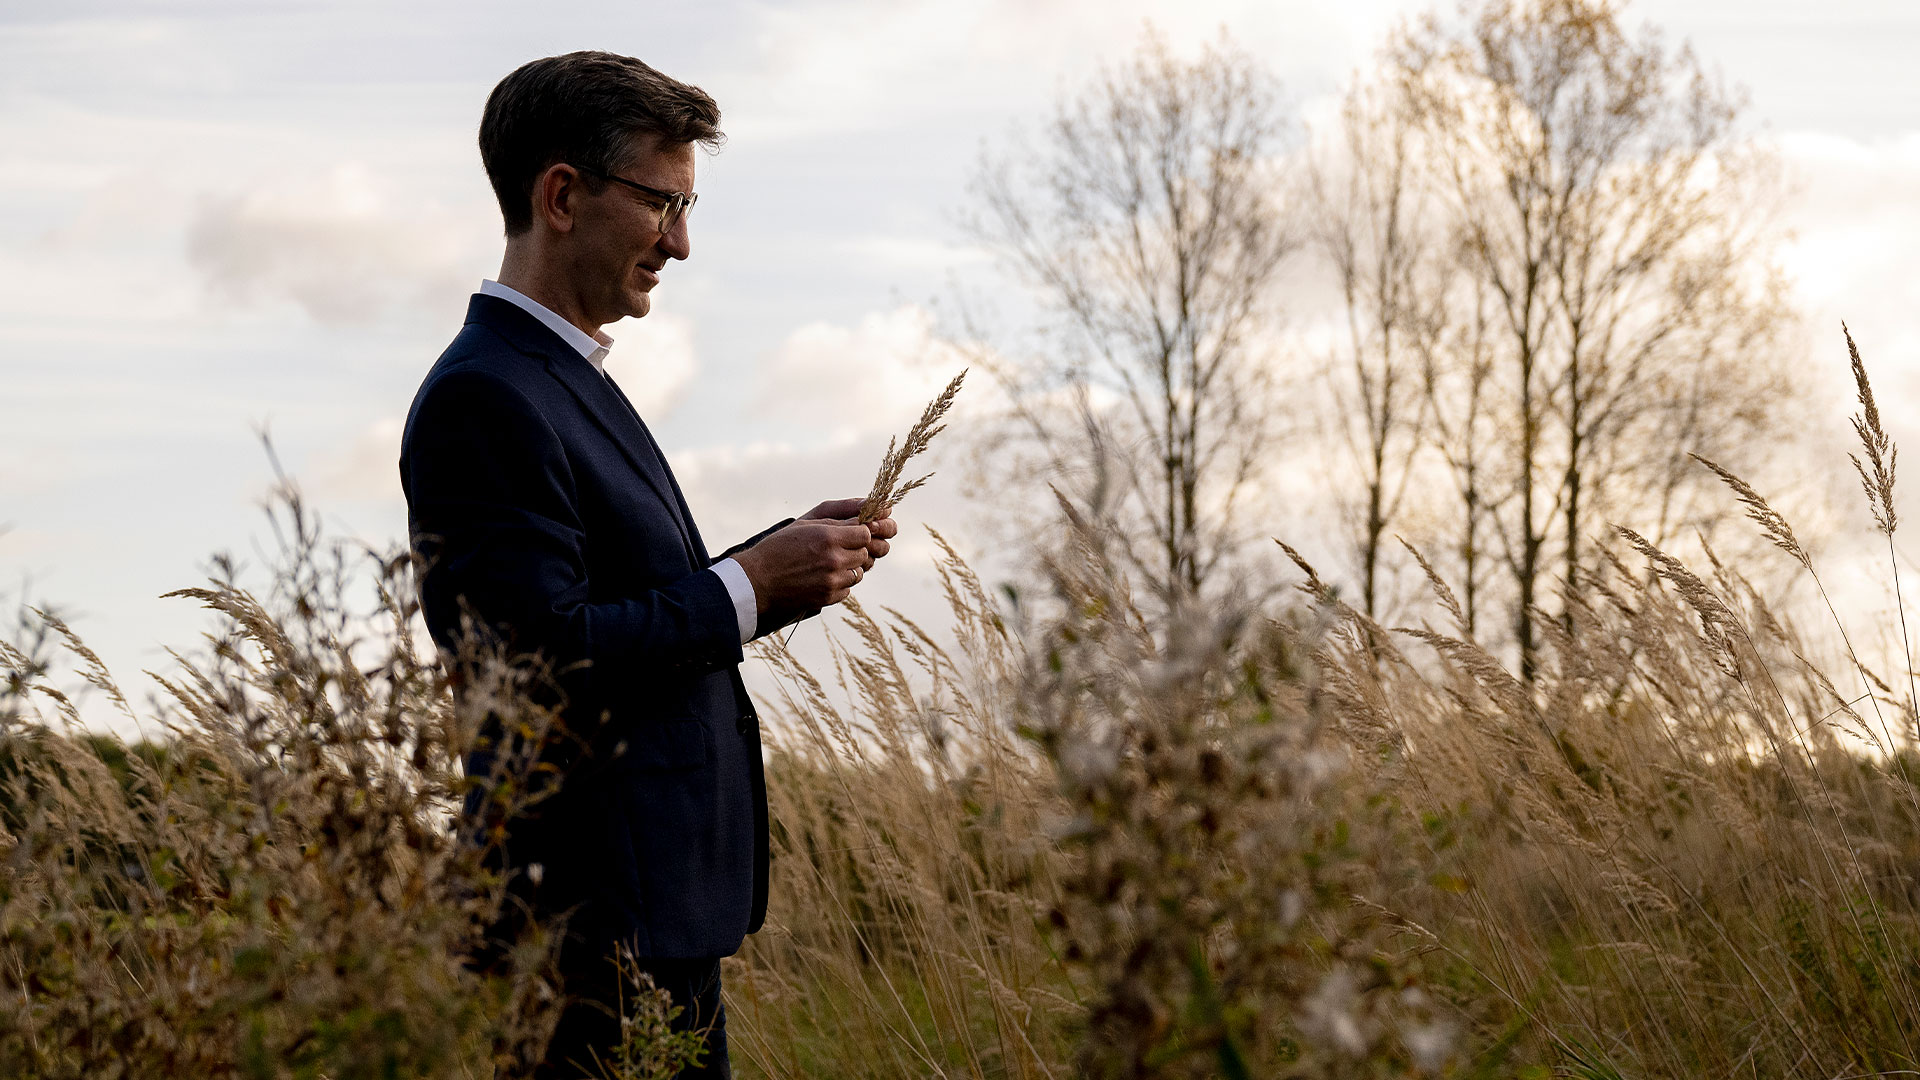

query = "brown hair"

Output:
[[479, 51, 723, 236]]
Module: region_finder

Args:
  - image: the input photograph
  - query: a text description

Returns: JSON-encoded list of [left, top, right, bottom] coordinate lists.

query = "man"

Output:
[[399, 52, 895, 1078]]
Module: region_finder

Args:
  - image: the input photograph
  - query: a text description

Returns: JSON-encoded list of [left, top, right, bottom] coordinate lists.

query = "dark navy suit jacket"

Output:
[[400, 293, 788, 959]]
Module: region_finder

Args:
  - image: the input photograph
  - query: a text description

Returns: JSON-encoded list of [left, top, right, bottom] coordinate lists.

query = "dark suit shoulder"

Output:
[[409, 294, 607, 432], [424, 321, 542, 390], [403, 319, 575, 447], [404, 356, 548, 446]]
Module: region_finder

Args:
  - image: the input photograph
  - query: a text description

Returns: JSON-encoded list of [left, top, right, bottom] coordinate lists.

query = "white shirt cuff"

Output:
[[710, 558, 758, 645]]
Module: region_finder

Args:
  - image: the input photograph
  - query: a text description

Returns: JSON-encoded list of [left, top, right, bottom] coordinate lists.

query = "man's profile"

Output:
[[398, 51, 895, 1078]]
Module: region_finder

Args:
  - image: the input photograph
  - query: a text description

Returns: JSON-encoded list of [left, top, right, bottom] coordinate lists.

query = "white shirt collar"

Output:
[[478, 279, 614, 374]]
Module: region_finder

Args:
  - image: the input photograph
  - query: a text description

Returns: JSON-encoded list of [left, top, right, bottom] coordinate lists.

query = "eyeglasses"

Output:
[[576, 166, 697, 234]]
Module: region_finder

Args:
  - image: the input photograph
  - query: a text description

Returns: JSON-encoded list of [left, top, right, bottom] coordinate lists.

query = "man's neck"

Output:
[[495, 249, 602, 339]]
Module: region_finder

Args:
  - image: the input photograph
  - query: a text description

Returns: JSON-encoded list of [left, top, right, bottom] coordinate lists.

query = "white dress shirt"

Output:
[[479, 279, 759, 644]]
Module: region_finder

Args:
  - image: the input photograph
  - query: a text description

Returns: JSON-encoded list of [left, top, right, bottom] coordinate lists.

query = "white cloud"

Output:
[[1780, 132, 1920, 304], [604, 310, 700, 419], [185, 163, 492, 326], [0, 525, 69, 563], [0, 442, 66, 500], [753, 304, 973, 439], [716, 0, 1410, 142], [312, 415, 404, 505], [838, 234, 992, 273], [1776, 131, 1920, 409]]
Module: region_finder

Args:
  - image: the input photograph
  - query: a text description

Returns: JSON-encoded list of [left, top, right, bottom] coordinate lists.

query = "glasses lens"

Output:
[[662, 193, 695, 234]]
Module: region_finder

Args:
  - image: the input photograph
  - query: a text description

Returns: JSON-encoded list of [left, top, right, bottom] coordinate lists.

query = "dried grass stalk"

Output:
[[1690, 454, 1811, 571], [1846, 323, 1899, 536], [858, 369, 966, 524]]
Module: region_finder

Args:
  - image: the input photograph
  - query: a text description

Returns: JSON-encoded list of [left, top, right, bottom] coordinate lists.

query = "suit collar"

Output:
[[475, 280, 613, 370], [464, 292, 580, 365]]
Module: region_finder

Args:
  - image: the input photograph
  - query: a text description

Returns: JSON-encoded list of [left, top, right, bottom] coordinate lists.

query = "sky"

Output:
[[7, 0, 1920, 733]]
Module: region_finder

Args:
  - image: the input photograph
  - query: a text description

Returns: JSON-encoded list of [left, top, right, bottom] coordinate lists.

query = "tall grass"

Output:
[[6, 338, 1920, 1077], [0, 484, 698, 1079], [722, 334, 1920, 1077]]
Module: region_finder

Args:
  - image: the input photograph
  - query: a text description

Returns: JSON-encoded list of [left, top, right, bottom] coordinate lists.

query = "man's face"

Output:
[[569, 133, 696, 324]]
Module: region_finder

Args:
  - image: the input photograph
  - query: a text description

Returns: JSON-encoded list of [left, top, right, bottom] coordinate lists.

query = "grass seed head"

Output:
[[1845, 323, 1899, 536], [859, 369, 967, 524]]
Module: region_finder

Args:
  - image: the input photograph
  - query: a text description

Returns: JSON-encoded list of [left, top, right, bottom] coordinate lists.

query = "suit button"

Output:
[[735, 712, 755, 736]]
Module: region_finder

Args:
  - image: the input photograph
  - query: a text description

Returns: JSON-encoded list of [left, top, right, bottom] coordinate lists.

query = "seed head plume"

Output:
[[1846, 324, 1898, 536], [1690, 454, 1810, 572], [1847, 323, 1920, 754], [1275, 538, 1331, 602], [1396, 536, 1468, 632], [1616, 525, 1743, 673], [859, 369, 967, 524]]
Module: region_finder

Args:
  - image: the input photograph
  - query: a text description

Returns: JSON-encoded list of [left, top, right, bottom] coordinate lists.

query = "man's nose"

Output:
[[657, 214, 691, 261]]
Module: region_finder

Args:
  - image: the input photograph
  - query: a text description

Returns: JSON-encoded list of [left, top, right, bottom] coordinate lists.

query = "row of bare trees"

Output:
[[970, 0, 1798, 674]]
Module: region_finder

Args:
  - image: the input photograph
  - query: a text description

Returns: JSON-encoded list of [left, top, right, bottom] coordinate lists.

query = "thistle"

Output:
[[858, 369, 966, 524]]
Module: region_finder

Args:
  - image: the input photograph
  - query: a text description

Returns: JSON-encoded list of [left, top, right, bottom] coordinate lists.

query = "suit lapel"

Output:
[[541, 354, 702, 565], [602, 374, 713, 565]]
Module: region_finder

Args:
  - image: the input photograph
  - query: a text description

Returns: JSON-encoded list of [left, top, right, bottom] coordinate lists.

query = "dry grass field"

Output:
[[7, 352, 1920, 1078]]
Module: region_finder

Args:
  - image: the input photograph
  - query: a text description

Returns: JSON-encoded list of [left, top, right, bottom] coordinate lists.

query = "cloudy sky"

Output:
[[6, 0, 1920, 731]]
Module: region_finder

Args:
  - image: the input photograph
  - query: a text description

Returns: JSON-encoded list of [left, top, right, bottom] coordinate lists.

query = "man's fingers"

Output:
[[805, 497, 866, 521], [826, 523, 873, 549], [868, 538, 890, 560], [790, 522, 871, 549], [869, 517, 899, 540], [815, 497, 861, 517]]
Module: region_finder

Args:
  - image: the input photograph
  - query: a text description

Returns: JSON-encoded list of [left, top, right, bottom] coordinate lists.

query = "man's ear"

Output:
[[533, 163, 581, 235]]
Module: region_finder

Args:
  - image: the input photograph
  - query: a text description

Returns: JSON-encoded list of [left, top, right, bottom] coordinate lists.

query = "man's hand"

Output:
[[802, 498, 897, 564], [732, 519, 876, 617]]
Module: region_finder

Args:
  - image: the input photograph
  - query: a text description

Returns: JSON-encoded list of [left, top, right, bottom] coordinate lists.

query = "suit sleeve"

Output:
[[712, 519, 801, 642], [403, 368, 742, 686], [714, 518, 796, 564]]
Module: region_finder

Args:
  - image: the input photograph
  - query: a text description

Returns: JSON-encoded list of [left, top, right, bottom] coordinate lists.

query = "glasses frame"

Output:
[[576, 166, 697, 235]]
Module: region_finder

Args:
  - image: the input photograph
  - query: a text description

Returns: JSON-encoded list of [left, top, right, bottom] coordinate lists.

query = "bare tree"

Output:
[[1422, 276, 1504, 638], [1383, 0, 1794, 674], [1307, 75, 1449, 621], [971, 31, 1297, 615]]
